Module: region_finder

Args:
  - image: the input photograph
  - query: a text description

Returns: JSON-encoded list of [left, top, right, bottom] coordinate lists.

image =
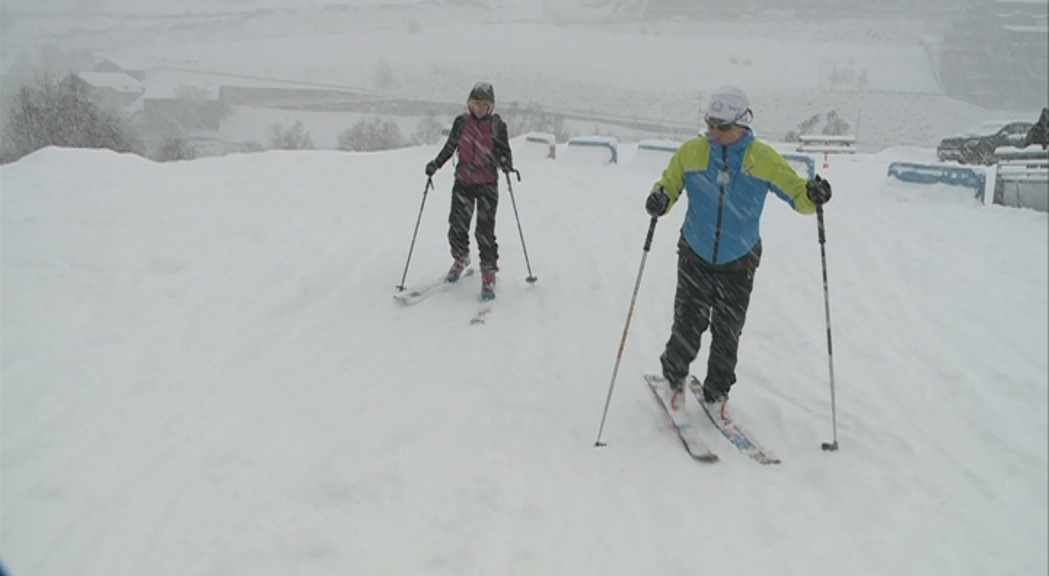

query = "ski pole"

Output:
[[504, 169, 538, 283], [396, 177, 433, 291], [595, 216, 658, 447], [816, 205, 840, 452]]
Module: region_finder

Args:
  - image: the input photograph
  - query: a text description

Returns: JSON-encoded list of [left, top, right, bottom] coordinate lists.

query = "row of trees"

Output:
[[783, 110, 851, 142], [253, 104, 572, 154]]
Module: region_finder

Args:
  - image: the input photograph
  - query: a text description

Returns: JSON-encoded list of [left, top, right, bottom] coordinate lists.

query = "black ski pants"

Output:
[[448, 180, 499, 271], [660, 235, 757, 397]]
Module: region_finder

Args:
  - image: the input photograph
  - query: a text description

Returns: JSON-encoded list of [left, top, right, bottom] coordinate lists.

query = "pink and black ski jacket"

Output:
[[433, 112, 512, 186]]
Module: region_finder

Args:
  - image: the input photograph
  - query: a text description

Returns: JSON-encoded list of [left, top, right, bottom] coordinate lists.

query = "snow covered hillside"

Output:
[[2, 143, 1046, 575]]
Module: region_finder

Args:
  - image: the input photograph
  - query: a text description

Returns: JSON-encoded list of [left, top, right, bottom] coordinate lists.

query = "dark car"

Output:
[[936, 120, 1033, 165]]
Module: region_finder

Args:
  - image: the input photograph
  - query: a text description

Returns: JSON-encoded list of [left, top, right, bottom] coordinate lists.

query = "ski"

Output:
[[393, 268, 475, 306], [644, 374, 718, 462], [688, 377, 781, 465]]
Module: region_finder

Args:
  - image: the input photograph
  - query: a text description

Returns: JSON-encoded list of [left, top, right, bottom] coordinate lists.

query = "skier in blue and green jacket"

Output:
[[645, 85, 833, 406]]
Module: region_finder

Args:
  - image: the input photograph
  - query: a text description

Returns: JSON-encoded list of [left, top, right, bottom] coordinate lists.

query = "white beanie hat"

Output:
[[705, 85, 753, 126]]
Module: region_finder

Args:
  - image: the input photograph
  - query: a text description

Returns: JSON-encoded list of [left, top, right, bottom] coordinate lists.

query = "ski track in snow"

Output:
[[2, 144, 1047, 575]]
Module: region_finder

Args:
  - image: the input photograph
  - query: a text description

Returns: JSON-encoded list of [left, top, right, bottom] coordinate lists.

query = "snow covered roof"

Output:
[[994, 0, 1049, 6], [1003, 23, 1049, 33], [77, 72, 144, 93], [92, 57, 149, 74], [142, 70, 222, 100]]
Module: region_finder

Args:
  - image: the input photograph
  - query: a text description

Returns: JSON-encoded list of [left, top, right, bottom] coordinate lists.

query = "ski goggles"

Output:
[[704, 109, 753, 131], [705, 118, 739, 132]]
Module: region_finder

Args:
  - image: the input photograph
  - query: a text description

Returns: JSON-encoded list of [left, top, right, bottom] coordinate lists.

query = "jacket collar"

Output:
[[713, 128, 754, 153]]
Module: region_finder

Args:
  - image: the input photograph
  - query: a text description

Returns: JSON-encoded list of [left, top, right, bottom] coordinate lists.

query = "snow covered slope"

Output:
[[2, 144, 1046, 575]]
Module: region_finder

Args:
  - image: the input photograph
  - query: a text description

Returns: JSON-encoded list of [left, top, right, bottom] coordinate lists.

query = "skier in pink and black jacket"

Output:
[[425, 81, 513, 301]]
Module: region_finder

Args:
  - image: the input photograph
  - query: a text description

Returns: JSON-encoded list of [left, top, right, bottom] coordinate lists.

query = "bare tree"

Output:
[[268, 120, 314, 150], [338, 117, 403, 152], [1, 73, 137, 163]]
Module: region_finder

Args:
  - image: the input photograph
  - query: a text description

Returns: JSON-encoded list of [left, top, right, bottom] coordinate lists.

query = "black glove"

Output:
[[498, 156, 513, 173], [807, 175, 832, 206], [646, 188, 671, 217], [425, 160, 438, 177]]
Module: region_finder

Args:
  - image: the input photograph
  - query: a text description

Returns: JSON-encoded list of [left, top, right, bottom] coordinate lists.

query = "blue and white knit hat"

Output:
[[705, 85, 753, 126]]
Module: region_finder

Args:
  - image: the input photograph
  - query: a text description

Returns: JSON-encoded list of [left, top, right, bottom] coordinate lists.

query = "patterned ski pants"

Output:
[[660, 236, 756, 396], [448, 181, 499, 271]]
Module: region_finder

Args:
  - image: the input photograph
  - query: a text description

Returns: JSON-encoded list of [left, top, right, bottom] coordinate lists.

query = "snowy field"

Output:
[[2, 140, 1047, 575]]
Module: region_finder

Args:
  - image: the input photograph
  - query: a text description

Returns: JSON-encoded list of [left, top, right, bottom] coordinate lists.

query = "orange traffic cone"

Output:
[[822, 153, 830, 170]]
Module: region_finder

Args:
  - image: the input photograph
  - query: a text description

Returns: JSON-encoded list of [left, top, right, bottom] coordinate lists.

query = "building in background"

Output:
[[940, 0, 1048, 109], [76, 71, 143, 110]]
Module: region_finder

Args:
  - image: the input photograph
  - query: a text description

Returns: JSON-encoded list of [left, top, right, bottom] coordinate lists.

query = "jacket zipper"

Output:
[[712, 145, 729, 266]]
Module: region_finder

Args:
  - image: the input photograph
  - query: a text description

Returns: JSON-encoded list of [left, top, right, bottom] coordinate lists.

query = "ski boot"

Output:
[[480, 267, 496, 301], [446, 255, 470, 283], [666, 376, 685, 411]]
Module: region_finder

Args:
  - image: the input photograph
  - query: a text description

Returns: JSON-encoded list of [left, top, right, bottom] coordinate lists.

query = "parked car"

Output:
[[936, 120, 1033, 165]]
